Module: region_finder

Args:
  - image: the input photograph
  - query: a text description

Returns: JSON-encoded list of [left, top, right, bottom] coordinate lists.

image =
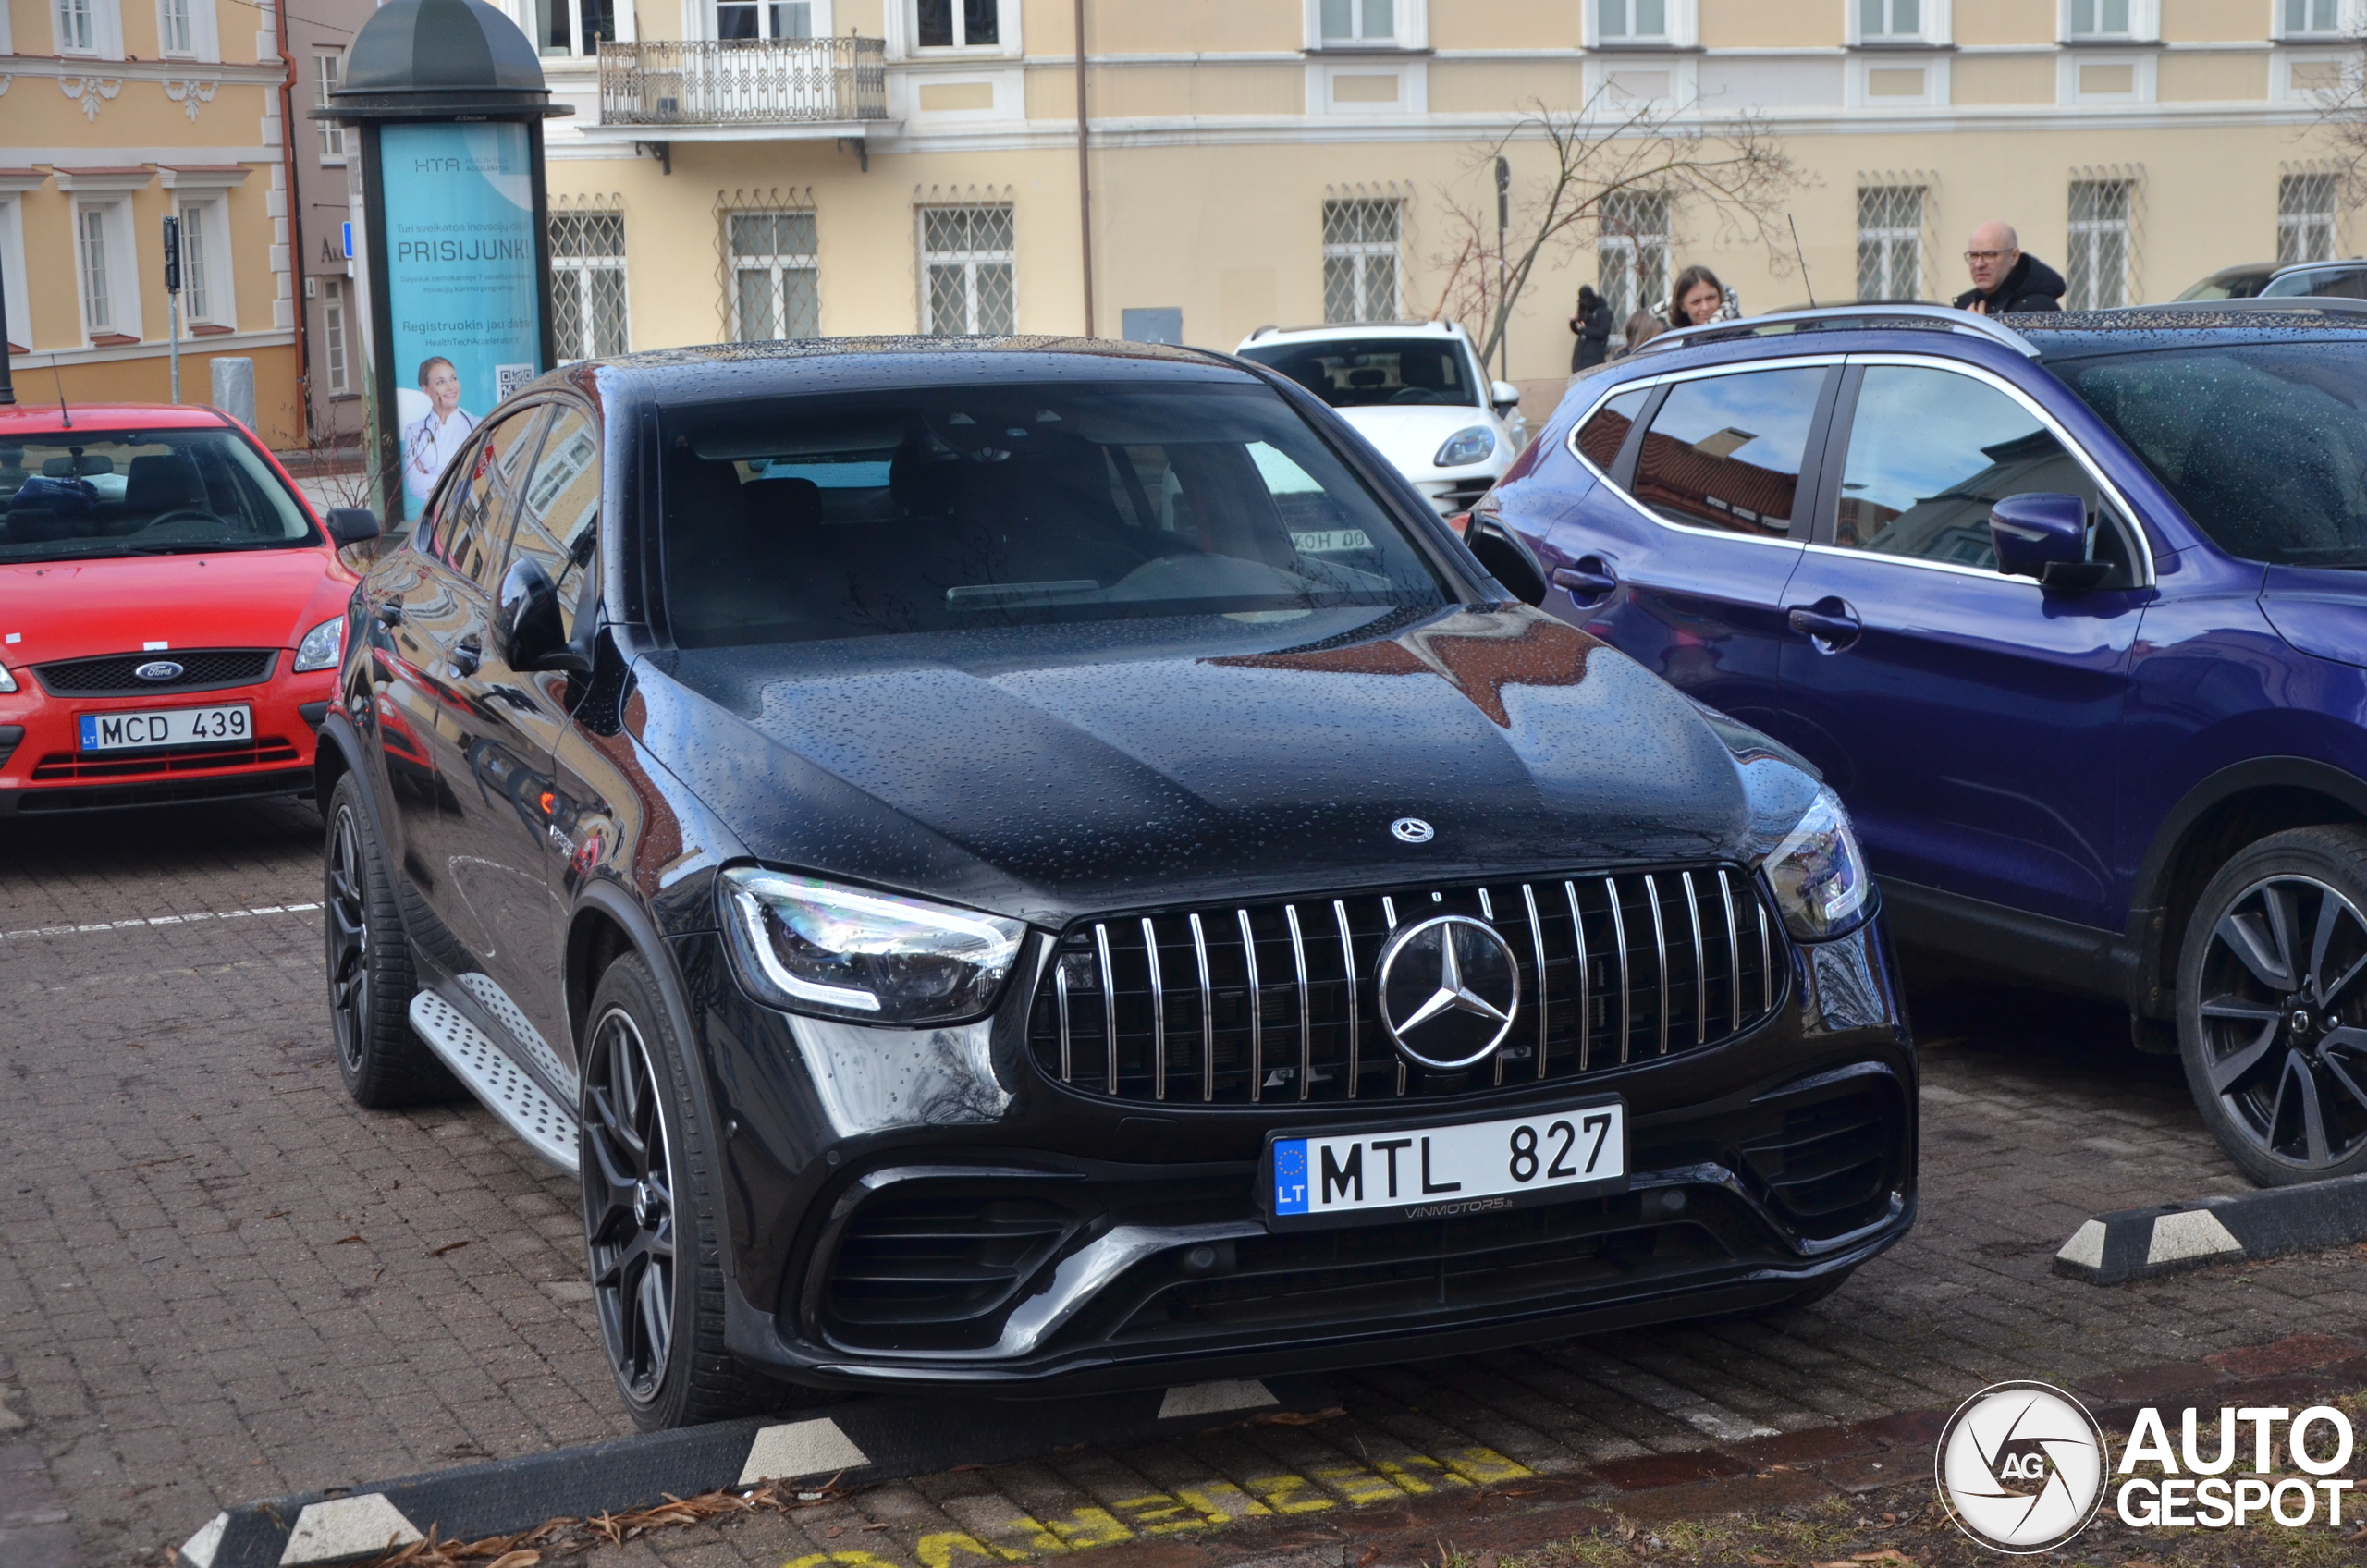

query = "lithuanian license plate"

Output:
[[1266, 1099, 1626, 1231], [78, 704, 252, 752]]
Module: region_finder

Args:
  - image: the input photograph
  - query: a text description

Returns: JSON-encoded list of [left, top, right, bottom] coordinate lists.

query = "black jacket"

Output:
[[1953, 252, 2067, 316], [1570, 301, 1613, 372]]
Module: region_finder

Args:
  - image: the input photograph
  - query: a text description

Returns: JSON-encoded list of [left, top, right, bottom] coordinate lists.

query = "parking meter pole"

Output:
[[0, 265, 14, 406], [314, 0, 569, 532]]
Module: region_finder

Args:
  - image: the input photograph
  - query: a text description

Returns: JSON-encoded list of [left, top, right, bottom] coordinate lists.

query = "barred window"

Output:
[[1597, 190, 1668, 325], [1856, 186, 1923, 302], [2066, 180, 2132, 311], [730, 210, 820, 342], [2280, 173, 2339, 264], [921, 204, 1016, 335], [551, 210, 632, 361], [1322, 199, 1402, 324]]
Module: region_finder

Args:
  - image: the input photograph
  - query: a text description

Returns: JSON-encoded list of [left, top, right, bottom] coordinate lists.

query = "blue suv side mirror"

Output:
[[1990, 494, 2089, 584]]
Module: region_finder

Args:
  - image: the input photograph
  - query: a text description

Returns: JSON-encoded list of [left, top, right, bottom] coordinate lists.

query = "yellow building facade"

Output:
[[506, 0, 2349, 409], [2, 0, 303, 443]]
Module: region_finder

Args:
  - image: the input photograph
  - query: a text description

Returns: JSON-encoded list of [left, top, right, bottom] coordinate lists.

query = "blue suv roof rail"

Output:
[[1637, 303, 2042, 360]]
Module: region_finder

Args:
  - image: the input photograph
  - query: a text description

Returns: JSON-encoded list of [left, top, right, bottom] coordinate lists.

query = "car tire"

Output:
[[2177, 825, 2367, 1187], [581, 952, 792, 1431], [323, 773, 457, 1108]]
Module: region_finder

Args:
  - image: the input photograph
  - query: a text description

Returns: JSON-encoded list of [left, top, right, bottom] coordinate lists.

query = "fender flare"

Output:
[[2126, 754, 2367, 1008], [313, 708, 388, 842], [564, 877, 744, 1284]]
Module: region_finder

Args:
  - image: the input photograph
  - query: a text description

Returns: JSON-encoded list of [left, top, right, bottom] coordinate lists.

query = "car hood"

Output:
[[1331, 405, 1497, 470], [638, 606, 1772, 926], [0, 547, 353, 668]]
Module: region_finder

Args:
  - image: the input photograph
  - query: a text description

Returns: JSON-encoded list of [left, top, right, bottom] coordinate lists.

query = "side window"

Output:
[[511, 407, 601, 639], [1831, 366, 2098, 570], [435, 407, 548, 594], [1630, 367, 1825, 536], [1573, 386, 1649, 472]]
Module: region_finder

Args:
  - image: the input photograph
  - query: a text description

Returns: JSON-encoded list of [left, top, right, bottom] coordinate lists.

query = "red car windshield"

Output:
[[0, 428, 318, 563]]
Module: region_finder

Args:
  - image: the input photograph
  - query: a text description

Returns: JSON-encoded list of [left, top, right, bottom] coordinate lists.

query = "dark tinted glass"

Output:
[[0, 428, 317, 562], [1574, 387, 1648, 472], [1236, 337, 1479, 408], [435, 407, 546, 594], [659, 382, 1448, 649], [2058, 342, 2367, 567], [512, 408, 599, 639], [1832, 365, 2094, 569], [1630, 367, 1824, 536]]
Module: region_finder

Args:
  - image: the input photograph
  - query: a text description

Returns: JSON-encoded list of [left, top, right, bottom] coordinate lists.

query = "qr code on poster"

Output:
[[495, 363, 536, 401]]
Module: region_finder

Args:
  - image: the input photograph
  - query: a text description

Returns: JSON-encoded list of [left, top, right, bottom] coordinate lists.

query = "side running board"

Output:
[[408, 990, 582, 1175]]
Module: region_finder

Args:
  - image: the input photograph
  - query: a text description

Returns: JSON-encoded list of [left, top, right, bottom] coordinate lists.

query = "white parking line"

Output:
[[0, 901, 320, 943]]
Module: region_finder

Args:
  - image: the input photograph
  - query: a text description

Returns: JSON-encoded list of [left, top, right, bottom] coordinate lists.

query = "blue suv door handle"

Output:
[[1551, 557, 1619, 603], [1788, 600, 1862, 652]]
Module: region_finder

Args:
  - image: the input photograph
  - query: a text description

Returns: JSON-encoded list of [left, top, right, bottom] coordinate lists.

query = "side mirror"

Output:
[[325, 507, 381, 546], [1990, 493, 2088, 582], [497, 556, 591, 673], [1490, 379, 1523, 413], [1464, 515, 1550, 607]]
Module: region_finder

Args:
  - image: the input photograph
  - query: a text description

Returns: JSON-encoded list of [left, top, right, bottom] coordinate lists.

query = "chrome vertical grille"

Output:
[[1029, 866, 1787, 1106]]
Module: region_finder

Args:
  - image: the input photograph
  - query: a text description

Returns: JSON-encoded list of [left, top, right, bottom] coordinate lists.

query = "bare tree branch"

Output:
[[1426, 92, 1806, 370]]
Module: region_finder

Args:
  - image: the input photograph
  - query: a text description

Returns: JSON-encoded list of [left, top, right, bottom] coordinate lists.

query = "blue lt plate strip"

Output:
[[1273, 1139, 1309, 1214]]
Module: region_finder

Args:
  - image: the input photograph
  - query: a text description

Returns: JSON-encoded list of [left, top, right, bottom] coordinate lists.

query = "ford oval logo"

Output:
[[133, 660, 185, 683]]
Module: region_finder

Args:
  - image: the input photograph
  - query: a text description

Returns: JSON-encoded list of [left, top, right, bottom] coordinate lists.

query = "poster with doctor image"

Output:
[[378, 121, 542, 521]]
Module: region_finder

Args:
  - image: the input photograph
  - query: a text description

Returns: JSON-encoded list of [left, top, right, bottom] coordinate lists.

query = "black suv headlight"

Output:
[[720, 868, 1029, 1024], [1761, 786, 1872, 941]]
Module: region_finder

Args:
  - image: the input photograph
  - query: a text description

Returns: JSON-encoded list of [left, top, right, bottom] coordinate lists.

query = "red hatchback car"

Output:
[[0, 402, 378, 815]]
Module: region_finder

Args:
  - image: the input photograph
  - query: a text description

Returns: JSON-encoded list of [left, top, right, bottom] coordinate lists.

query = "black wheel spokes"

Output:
[[583, 1008, 674, 1403], [325, 809, 370, 1069], [2202, 875, 2367, 1170]]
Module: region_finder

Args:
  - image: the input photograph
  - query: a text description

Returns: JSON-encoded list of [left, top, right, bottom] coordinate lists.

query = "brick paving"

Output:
[[2, 800, 2365, 1566]]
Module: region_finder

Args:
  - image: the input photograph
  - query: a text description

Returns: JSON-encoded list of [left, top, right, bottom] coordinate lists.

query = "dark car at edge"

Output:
[[316, 337, 1914, 1428]]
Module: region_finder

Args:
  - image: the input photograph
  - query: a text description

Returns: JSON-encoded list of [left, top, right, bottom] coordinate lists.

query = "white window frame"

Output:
[[1304, 0, 1426, 51], [54, 0, 124, 57], [1587, 0, 1697, 48], [1848, 0, 1950, 46], [2061, 0, 2157, 43], [728, 208, 822, 342], [2276, 0, 2355, 39], [321, 276, 350, 394], [550, 208, 632, 360], [175, 194, 234, 328], [154, 0, 217, 60], [1321, 197, 1404, 324], [2065, 179, 2134, 311], [0, 192, 29, 355], [1856, 186, 1925, 301], [2280, 171, 2341, 264], [919, 203, 1017, 335], [315, 52, 347, 162], [889, 0, 1017, 57], [708, 0, 819, 40], [72, 199, 141, 340]]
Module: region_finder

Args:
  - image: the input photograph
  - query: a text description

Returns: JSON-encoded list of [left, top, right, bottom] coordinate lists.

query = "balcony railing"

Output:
[[596, 37, 889, 126]]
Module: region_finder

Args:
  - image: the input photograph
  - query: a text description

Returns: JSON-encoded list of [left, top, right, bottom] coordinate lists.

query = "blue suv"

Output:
[[1470, 302, 2367, 1187]]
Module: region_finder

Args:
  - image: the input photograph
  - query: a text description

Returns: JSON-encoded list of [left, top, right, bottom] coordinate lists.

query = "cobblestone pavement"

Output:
[[3, 800, 2365, 1566]]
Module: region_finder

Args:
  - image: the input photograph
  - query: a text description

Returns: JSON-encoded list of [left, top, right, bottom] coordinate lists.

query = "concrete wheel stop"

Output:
[[2054, 1170, 2367, 1285]]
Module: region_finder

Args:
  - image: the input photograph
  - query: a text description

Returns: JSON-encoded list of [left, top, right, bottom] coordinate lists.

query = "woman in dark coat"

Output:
[[1569, 286, 1613, 372]]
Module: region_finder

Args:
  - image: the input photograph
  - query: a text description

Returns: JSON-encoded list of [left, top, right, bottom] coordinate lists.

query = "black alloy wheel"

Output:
[[578, 953, 790, 1429], [2179, 827, 2367, 1186], [583, 1000, 676, 1404], [322, 772, 453, 1107]]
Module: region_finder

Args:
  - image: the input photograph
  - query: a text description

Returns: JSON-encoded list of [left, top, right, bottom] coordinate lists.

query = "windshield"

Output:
[[0, 428, 317, 564], [2175, 271, 2272, 301], [2055, 341, 2367, 567], [658, 381, 1450, 649], [1234, 337, 1481, 409]]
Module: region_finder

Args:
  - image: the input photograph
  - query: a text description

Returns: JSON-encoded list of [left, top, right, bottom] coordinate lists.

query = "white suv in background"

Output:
[[1233, 321, 1527, 517]]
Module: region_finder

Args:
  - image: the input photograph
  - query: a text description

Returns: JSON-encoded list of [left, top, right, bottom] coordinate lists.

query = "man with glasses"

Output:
[[1952, 222, 2067, 316]]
